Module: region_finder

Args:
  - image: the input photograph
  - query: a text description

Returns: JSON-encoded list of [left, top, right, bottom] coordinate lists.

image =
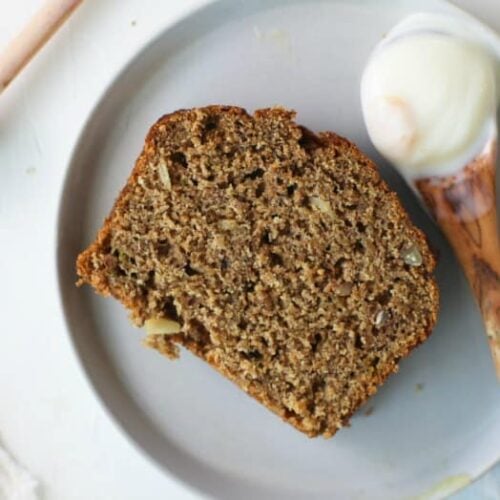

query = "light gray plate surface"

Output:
[[57, 1, 500, 498]]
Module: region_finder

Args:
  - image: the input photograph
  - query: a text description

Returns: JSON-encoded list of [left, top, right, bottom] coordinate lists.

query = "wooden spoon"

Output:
[[416, 133, 500, 378]]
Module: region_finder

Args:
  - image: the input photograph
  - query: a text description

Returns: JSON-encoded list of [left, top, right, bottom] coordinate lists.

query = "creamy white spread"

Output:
[[361, 13, 500, 180]]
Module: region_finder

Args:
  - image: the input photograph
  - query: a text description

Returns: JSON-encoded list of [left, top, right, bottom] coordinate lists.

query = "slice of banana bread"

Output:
[[77, 106, 438, 437]]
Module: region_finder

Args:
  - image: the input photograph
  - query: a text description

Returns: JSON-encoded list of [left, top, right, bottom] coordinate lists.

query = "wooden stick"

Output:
[[0, 0, 84, 94], [416, 137, 500, 379]]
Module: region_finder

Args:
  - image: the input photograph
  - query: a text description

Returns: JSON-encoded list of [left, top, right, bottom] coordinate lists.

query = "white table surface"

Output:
[[0, 1, 498, 499]]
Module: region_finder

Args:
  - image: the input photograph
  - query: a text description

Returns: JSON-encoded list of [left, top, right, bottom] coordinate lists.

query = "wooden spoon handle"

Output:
[[416, 139, 500, 378], [0, 0, 83, 94]]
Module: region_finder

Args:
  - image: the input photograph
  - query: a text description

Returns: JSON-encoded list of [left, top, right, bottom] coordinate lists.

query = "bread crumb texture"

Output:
[[77, 106, 439, 437]]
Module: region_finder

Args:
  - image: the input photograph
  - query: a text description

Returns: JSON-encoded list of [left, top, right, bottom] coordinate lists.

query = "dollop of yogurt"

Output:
[[361, 12, 500, 180]]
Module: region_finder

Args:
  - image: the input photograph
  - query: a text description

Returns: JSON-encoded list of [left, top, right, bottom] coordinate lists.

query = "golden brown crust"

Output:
[[77, 106, 439, 438]]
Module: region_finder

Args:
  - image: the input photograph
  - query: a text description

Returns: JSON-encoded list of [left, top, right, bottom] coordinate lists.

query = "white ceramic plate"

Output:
[[57, 1, 500, 498]]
